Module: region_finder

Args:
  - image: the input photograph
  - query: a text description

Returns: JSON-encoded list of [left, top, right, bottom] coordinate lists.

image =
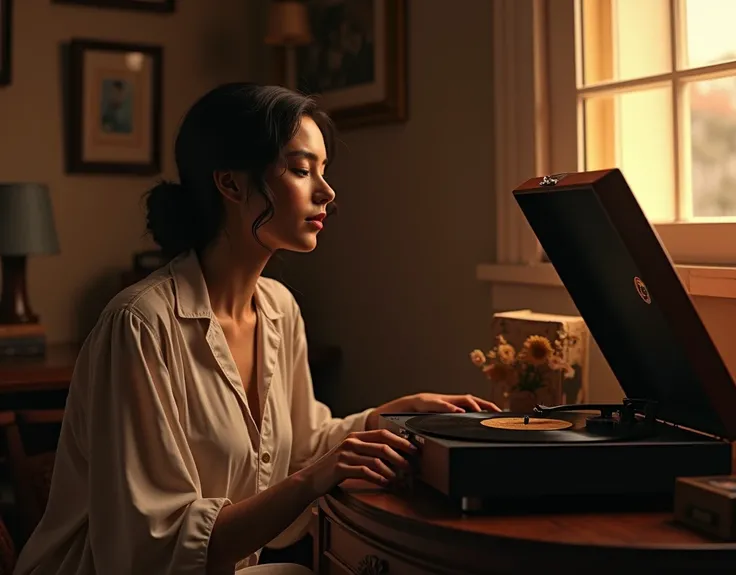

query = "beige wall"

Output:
[[278, 0, 497, 415], [0, 0, 269, 342]]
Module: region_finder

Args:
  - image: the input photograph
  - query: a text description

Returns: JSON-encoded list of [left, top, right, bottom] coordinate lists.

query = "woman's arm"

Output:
[[208, 428, 415, 573], [87, 308, 231, 574], [206, 468, 314, 573]]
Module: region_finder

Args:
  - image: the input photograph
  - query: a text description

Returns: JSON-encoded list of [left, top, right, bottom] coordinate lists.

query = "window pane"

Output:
[[578, 0, 671, 86], [582, 87, 676, 222], [688, 76, 736, 218], [683, 0, 736, 69]]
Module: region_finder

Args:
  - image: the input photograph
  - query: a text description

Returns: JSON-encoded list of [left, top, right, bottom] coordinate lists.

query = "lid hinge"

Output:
[[539, 172, 569, 187]]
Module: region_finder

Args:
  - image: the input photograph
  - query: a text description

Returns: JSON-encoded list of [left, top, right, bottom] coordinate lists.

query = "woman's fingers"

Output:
[[338, 451, 397, 482], [348, 442, 411, 471], [337, 463, 389, 487], [352, 428, 417, 455]]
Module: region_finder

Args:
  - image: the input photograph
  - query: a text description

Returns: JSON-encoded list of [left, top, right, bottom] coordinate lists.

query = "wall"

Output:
[[278, 0, 496, 415], [0, 0, 269, 343]]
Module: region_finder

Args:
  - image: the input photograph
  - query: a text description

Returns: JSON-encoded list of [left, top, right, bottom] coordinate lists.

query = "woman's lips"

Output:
[[306, 212, 326, 230]]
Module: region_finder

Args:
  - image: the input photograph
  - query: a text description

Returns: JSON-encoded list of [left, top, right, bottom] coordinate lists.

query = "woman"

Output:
[[14, 83, 497, 575]]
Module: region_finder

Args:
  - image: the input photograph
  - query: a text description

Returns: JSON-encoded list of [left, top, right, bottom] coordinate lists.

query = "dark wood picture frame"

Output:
[[0, 0, 12, 86], [295, 0, 407, 130], [52, 0, 175, 13], [66, 39, 163, 175]]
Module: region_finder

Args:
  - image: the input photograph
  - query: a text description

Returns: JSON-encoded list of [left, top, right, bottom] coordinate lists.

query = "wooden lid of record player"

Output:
[[318, 480, 736, 573], [510, 168, 736, 441], [514, 168, 615, 192]]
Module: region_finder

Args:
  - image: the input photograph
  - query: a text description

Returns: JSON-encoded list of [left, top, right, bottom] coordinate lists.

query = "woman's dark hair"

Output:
[[144, 82, 336, 258]]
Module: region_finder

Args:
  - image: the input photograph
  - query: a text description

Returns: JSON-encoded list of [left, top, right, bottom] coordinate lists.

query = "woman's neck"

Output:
[[198, 235, 271, 323]]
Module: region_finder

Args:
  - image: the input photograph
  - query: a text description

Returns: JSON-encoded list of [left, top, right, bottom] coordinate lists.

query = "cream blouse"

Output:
[[14, 251, 372, 574]]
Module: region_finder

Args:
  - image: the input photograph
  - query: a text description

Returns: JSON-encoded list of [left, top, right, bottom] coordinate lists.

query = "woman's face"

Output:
[[224, 115, 336, 253]]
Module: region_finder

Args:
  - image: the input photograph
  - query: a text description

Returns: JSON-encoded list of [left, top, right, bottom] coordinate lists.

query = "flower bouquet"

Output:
[[470, 332, 577, 412]]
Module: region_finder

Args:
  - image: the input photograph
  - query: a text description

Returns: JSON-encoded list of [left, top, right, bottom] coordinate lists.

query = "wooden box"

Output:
[[674, 475, 736, 540], [489, 309, 590, 408]]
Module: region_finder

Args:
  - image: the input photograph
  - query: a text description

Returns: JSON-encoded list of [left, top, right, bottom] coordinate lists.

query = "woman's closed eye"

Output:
[[291, 167, 327, 181]]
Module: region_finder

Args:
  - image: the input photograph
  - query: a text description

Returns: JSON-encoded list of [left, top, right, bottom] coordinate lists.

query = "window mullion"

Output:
[[670, 0, 682, 221]]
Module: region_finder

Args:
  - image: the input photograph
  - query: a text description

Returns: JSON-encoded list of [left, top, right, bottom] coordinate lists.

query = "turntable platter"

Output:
[[405, 412, 631, 443]]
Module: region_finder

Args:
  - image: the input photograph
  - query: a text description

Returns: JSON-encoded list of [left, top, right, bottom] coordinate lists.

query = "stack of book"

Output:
[[0, 323, 46, 357]]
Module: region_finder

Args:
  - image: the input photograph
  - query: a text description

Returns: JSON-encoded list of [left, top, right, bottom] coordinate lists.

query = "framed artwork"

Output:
[[0, 0, 11, 86], [296, 0, 407, 130], [52, 0, 175, 13], [66, 39, 162, 175]]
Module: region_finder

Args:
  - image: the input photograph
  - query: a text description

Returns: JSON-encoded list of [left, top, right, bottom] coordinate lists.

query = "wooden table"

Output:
[[0, 343, 78, 394], [0, 343, 78, 410], [317, 480, 736, 574]]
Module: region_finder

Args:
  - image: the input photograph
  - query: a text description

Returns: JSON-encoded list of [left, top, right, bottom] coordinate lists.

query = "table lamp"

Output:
[[264, 0, 313, 89], [0, 183, 60, 324]]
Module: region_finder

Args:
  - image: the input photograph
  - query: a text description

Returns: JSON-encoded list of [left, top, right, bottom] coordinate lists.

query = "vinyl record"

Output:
[[404, 412, 623, 443]]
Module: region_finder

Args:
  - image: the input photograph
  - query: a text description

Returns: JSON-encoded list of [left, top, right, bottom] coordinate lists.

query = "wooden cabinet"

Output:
[[320, 513, 430, 574], [316, 480, 736, 574]]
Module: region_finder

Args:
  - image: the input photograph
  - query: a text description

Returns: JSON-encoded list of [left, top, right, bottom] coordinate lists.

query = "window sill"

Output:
[[476, 263, 736, 300]]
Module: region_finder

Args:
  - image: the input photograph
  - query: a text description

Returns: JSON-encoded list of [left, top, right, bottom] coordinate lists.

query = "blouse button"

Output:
[[261, 452, 271, 464]]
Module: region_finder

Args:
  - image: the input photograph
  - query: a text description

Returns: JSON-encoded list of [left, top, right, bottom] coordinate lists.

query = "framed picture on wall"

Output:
[[0, 0, 11, 86], [66, 39, 162, 175], [52, 0, 175, 13], [296, 0, 407, 130]]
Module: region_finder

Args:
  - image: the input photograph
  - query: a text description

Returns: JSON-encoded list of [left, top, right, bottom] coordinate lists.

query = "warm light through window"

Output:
[[577, 0, 736, 222]]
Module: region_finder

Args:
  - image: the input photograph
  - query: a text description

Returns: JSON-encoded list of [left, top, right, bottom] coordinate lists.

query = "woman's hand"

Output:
[[301, 429, 417, 497], [365, 393, 500, 430]]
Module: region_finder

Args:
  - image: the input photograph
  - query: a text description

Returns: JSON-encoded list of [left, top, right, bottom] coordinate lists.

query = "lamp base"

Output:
[[0, 255, 39, 325]]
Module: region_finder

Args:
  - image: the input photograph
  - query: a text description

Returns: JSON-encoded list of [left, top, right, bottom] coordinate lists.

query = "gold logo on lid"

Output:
[[634, 277, 651, 304]]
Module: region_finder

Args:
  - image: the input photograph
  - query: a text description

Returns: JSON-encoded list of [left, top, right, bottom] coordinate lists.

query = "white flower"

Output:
[[470, 349, 486, 366]]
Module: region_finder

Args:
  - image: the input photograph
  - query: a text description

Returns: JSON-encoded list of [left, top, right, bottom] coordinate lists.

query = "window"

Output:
[[493, 0, 736, 266]]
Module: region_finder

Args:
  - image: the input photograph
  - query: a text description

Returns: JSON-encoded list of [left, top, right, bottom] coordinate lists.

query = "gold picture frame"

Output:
[[52, 0, 175, 13], [295, 0, 407, 130], [0, 0, 11, 86]]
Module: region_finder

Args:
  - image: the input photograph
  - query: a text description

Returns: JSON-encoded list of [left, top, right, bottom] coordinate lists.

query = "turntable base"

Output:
[[316, 480, 736, 575]]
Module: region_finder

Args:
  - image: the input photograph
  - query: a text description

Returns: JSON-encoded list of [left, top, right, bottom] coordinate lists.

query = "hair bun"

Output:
[[145, 180, 197, 257]]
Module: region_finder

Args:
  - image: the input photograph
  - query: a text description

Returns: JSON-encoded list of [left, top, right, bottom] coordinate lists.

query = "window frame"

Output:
[[493, 0, 736, 266]]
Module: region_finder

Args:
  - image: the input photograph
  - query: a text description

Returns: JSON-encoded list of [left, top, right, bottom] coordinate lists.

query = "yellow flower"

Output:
[[469, 349, 486, 366], [523, 335, 553, 366], [497, 343, 516, 365]]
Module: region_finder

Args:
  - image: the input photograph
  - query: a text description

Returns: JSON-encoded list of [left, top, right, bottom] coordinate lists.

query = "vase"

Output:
[[508, 390, 538, 413]]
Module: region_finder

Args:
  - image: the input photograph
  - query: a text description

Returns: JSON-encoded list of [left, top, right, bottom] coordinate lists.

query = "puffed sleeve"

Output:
[[287, 299, 373, 473], [86, 307, 230, 574]]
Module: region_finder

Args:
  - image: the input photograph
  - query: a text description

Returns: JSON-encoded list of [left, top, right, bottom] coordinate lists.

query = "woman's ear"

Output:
[[213, 170, 246, 204]]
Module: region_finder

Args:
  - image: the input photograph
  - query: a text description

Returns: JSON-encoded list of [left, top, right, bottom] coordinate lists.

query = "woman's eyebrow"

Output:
[[286, 149, 327, 165]]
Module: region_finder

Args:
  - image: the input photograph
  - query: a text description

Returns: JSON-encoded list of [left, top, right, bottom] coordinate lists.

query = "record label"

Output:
[[480, 417, 573, 431]]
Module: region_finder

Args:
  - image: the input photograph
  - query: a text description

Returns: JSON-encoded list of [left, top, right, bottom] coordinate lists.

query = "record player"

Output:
[[380, 169, 736, 513]]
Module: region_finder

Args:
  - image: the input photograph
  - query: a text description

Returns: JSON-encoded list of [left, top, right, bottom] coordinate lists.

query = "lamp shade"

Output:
[[265, 1, 313, 46], [0, 183, 60, 256]]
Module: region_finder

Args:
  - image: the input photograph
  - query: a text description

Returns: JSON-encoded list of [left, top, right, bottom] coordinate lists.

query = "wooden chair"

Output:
[[0, 514, 16, 575], [0, 413, 17, 574], [4, 409, 63, 546]]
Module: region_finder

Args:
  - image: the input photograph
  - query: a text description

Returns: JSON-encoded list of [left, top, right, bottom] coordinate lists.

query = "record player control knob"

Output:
[[524, 415, 530, 425]]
